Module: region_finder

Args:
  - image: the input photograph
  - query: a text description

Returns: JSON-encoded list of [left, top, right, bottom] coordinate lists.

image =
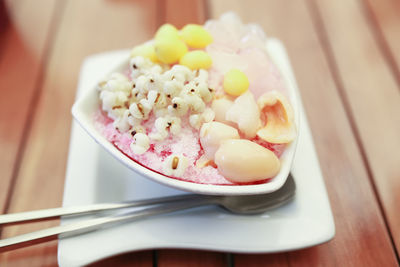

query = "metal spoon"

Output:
[[0, 175, 295, 252]]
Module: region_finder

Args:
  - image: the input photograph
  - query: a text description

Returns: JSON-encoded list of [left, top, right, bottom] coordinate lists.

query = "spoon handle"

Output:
[[0, 197, 214, 253], [0, 194, 207, 226]]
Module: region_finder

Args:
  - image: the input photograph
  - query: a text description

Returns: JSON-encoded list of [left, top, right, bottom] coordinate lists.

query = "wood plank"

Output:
[[86, 251, 154, 267], [234, 253, 287, 267], [0, 1, 9, 45], [209, 0, 398, 266], [0, 0, 56, 212], [157, 1, 228, 266], [158, 250, 228, 267], [364, 0, 400, 84], [313, 0, 400, 255], [0, 0, 158, 266], [0, 2, 59, 266], [163, 0, 207, 28]]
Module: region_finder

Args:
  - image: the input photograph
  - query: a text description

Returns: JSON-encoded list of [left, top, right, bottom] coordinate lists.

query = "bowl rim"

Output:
[[71, 38, 300, 195]]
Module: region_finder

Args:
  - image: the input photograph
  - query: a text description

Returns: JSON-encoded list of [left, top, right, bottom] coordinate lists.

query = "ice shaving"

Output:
[[94, 13, 296, 185]]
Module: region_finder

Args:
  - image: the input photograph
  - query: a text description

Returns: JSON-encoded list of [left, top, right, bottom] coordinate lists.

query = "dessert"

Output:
[[94, 13, 296, 185]]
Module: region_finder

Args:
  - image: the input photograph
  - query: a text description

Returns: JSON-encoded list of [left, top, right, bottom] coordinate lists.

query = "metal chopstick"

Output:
[[0, 194, 209, 226], [0, 197, 214, 253]]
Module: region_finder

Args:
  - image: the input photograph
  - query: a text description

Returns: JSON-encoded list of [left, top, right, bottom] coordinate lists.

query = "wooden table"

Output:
[[0, 0, 399, 266]]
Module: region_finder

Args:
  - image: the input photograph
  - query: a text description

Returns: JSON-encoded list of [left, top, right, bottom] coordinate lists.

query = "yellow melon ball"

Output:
[[179, 50, 212, 70], [180, 24, 213, 48], [155, 23, 180, 40], [223, 69, 249, 96], [154, 38, 188, 64], [130, 43, 158, 62]]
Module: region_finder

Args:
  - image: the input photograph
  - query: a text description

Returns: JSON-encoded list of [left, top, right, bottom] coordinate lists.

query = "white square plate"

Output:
[[58, 42, 335, 267]]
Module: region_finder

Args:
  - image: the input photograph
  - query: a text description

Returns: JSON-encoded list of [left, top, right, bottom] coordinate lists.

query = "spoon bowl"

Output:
[[218, 174, 296, 214]]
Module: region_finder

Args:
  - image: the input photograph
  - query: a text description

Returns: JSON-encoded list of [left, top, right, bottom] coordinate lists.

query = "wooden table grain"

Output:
[[0, 0, 399, 266]]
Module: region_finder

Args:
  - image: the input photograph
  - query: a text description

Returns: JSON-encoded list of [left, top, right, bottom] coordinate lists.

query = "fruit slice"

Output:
[[200, 121, 240, 160], [225, 91, 261, 138], [257, 91, 296, 144], [215, 139, 280, 183]]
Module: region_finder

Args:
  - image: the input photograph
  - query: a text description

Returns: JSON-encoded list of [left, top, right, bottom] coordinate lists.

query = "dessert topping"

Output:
[[129, 125, 145, 136], [149, 115, 181, 141], [130, 133, 150, 155], [180, 87, 206, 114], [113, 110, 131, 132], [179, 50, 212, 70], [154, 24, 188, 64], [130, 43, 158, 63], [257, 91, 296, 144], [199, 121, 240, 160], [211, 98, 234, 126], [163, 154, 189, 177], [225, 91, 261, 138], [189, 108, 215, 129], [99, 58, 213, 137], [223, 68, 249, 96], [163, 80, 183, 98], [167, 96, 189, 117], [155, 24, 180, 40], [214, 139, 280, 183], [129, 100, 152, 120], [147, 90, 168, 109], [130, 56, 156, 79], [99, 90, 128, 120], [154, 38, 188, 64], [164, 65, 195, 82], [180, 24, 213, 48]]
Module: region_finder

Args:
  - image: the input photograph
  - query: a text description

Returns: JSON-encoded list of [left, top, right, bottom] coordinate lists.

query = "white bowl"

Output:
[[71, 38, 300, 195]]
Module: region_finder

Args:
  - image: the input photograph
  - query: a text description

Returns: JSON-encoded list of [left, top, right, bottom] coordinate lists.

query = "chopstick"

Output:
[[0, 197, 214, 253], [0, 194, 211, 226]]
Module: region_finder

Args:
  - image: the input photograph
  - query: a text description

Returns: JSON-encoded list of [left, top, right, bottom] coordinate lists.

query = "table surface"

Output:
[[0, 0, 399, 266]]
